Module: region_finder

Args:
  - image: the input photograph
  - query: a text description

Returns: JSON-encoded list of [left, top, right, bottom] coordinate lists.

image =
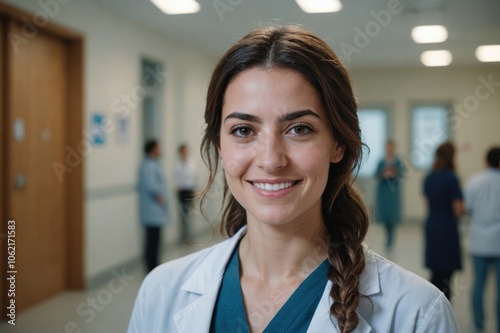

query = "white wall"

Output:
[[8, 0, 500, 282], [7, 0, 217, 281], [350, 66, 500, 222]]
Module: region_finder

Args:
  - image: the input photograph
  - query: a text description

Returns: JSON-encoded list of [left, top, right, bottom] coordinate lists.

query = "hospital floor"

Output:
[[0, 222, 496, 333]]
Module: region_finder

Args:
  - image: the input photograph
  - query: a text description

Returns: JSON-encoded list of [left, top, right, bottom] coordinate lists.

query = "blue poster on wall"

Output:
[[116, 114, 130, 144], [91, 113, 106, 146]]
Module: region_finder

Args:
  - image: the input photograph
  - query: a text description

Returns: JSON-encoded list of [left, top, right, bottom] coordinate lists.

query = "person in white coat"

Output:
[[128, 25, 459, 333], [174, 143, 198, 244], [465, 147, 500, 333]]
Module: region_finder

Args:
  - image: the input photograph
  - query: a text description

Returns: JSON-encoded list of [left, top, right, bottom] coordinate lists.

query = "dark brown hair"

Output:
[[144, 139, 158, 155], [199, 25, 368, 333], [432, 141, 456, 171], [486, 147, 500, 168]]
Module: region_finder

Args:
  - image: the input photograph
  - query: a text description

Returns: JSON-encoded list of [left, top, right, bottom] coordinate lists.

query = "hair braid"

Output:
[[325, 184, 368, 332]]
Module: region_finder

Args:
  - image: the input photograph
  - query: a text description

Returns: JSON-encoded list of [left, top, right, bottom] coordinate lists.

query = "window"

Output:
[[358, 108, 388, 177], [410, 105, 450, 170]]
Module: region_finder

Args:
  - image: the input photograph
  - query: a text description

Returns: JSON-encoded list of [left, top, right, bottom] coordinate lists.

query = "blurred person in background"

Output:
[[374, 140, 403, 254], [138, 139, 169, 273], [423, 141, 465, 301], [465, 146, 500, 333], [174, 143, 197, 245]]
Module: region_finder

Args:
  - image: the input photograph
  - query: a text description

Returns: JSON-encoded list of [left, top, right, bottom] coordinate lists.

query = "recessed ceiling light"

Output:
[[475, 45, 500, 62], [151, 0, 200, 15], [420, 50, 453, 67], [295, 0, 342, 13], [411, 25, 448, 43]]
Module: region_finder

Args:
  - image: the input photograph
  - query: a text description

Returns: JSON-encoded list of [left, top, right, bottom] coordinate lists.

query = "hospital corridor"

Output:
[[1, 0, 499, 332]]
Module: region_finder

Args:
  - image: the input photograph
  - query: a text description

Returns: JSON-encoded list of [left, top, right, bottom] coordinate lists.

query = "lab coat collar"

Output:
[[307, 247, 379, 332], [307, 287, 373, 332], [179, 226, 247, 294], [359, 246, 381, 296], [173, 227, 247, 332], [173, 226, 379, 332]]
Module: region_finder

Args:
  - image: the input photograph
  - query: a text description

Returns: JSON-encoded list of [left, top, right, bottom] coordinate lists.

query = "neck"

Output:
[[239, 213, 328, 284]]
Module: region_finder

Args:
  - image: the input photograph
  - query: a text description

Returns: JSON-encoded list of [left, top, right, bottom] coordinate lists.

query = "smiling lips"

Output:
[[252, 181, 296, 191]]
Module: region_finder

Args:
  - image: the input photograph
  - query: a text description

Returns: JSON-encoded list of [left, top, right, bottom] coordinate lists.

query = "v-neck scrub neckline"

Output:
[[209, 242, 330, 333]]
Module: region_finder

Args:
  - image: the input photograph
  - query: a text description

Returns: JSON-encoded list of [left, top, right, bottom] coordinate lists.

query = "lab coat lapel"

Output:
[[307, 248, 380, 333], [173, 286, 221, 332], [306, 283, 372, 333], [173, 227, 247, 332]]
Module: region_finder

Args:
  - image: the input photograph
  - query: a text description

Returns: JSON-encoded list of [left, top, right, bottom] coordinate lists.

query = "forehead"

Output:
[[222, 67, 323, 116]]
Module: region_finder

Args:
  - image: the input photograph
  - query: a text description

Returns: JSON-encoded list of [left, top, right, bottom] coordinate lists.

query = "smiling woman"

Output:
[[219, 68, 343, 229], [127, 25, 460, 333]]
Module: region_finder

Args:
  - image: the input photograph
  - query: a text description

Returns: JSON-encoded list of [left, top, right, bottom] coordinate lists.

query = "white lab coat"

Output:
[[128, 227, 459, 333]]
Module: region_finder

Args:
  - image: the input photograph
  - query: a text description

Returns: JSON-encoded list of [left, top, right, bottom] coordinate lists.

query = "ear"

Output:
[[331, 142, 345, 163]]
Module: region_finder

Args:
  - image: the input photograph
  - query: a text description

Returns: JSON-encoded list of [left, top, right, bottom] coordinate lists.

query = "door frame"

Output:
[[0, 2, 84, 318]]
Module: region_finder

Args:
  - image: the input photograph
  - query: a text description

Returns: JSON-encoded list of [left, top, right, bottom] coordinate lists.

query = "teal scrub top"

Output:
[[210, 243, 329, 333]]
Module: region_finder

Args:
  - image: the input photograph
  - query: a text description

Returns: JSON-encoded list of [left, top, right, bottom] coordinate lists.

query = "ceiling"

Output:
[[94, 0, 500, 68]]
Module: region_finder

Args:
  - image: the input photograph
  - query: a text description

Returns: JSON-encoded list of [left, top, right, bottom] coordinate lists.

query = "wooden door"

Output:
[[0, 3, 84, 317], [6, 21, 68, 311]]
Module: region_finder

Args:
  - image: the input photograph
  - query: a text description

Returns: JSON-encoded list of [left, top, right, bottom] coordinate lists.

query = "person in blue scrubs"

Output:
[[128, 25, 460, 333], [423, 142, 465, 300], [138, 139, 169, 273]]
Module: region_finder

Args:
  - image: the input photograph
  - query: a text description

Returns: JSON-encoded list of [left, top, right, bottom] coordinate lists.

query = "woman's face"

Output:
[[219, 67, 344, 227]]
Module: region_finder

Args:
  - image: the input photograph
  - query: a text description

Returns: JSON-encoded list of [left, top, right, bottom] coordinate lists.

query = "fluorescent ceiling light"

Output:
[[151, 0, 200, 15], [420, 50, 453, 67], [295, 0, 342, 13], [475, 45, 500, 62], [411, 25, 448, 43]]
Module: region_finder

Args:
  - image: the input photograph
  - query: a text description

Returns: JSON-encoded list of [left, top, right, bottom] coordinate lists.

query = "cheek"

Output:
[[221, 147, 251, 177], [291, 147, 332, 180], [305, 158, 331, 179]]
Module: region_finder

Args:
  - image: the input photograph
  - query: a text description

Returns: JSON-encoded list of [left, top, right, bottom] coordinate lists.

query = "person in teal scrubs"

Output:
[[375, 140, 403, 252], [128, 25, 459, 333]]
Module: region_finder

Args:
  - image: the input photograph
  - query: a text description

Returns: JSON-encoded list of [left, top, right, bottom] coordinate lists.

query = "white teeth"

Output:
[[253, 182, 294, 191]]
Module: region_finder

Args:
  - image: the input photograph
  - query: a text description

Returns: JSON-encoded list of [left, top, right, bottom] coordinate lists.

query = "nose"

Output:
[[255, 132, 287, 173]]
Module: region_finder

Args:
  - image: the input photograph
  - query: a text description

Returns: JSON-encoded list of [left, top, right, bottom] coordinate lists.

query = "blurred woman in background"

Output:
[[423, 141, 465, 300]]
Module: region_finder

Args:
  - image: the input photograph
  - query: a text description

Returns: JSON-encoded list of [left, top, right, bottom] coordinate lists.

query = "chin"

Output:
[[248, 212, 299, 227]]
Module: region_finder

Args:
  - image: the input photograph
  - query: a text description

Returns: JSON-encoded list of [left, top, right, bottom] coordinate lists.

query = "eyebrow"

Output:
[[224, 109, 321, 123], [224, 112, 261, 123], [278, 110, 321, 122]]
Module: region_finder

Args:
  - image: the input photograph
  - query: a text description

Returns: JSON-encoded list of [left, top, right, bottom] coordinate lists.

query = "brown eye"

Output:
[[232, 126, 254, 138], [289, 125, 312, 136]]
